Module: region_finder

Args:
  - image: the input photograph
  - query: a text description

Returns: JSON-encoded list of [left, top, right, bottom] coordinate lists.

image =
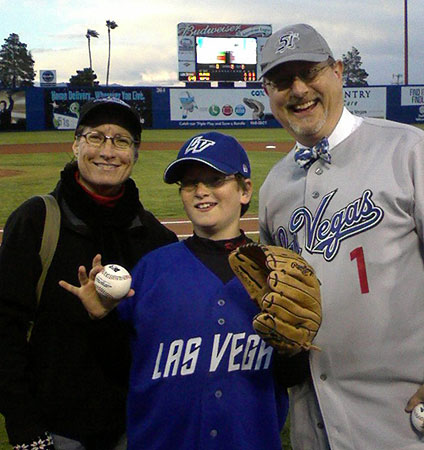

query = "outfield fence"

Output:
[[2, 84, 424, 134]]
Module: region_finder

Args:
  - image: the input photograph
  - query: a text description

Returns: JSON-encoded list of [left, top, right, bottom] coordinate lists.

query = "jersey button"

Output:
[[312, 191, 320, 199], [315, 167, 323, 175], [317, 422, 325, 429], [215, 390, 223, 398], [210, 429, 218, 438], [218, 299, 225, 306], [320, 374, 327, 381], [218, 318, 225, 325]]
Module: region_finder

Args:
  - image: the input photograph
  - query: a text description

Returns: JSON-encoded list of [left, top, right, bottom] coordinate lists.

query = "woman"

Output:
[[0, 97, 177, 450]]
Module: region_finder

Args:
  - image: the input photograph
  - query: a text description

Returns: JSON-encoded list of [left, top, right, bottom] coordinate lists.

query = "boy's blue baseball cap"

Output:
[[163, 132, 251, 184]]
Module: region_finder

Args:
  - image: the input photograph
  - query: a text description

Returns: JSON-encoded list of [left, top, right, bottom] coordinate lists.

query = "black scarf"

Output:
[[58, 162, 143, 229]]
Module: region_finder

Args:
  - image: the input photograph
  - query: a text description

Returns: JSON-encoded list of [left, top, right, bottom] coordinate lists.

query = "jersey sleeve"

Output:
[[259, 181, 276, 245], [410, 137, 424, 241]]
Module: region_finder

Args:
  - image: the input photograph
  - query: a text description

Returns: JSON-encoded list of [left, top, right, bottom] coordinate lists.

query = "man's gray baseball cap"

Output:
[[259, 24, 333, 78]]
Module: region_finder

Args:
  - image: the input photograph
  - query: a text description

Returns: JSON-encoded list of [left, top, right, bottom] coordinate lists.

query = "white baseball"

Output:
[[411, 403, 424, 433], [94, 264, 132, 300]]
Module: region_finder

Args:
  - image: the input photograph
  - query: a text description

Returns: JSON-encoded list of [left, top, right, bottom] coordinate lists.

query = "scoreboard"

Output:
[[177, 23, 272, 82], [195, 36, 257, 81]]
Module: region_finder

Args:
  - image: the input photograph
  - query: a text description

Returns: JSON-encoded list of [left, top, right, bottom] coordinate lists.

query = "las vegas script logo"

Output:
[[276, 189, 384, 261]]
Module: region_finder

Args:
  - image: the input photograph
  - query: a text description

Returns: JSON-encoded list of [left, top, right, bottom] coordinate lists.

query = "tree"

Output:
[[68, 68, 99, 86], [106, 20, 118, 86], [0, 33, 35, 88], [342, 47, 369, 87], [86, 29, 99, 71]]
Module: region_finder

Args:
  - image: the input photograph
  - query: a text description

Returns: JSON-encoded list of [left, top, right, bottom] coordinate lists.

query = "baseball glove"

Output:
[[229, 243, 321, 356]]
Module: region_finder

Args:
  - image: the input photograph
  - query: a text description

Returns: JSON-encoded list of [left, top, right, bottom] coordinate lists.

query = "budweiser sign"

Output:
[[178, 23, 272, 38]]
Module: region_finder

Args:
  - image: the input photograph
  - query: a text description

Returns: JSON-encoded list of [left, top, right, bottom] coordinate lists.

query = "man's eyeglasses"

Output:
[[263, 61, 333, 91], [77, 131, 138, 150], [177, 174, 236, 192]]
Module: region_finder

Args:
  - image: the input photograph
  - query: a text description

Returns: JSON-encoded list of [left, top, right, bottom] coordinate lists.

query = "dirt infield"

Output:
[[0, 140, 293, 155], [0, 215, 259, 244], [0, 169, 24, 177], [161, 215, 260, 239]]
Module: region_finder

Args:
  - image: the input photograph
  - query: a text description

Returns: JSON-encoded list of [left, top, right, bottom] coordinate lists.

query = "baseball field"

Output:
[[0, 127, 294, 449]]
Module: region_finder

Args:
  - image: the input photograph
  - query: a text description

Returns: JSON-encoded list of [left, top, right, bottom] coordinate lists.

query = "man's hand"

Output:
[[405, 384, 424, 413]]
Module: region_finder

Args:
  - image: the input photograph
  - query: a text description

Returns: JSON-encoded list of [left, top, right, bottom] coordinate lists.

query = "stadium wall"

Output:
[[1, 84, 424, 132]]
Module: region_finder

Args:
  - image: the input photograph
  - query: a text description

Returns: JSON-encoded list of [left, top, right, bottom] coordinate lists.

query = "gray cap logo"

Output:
[[277, 32, 299, 54]]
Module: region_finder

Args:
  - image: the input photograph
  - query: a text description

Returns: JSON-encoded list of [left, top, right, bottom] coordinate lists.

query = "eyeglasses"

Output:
[[77, 131, 138, 150], [263, 61, 333, 91], [177, 174, 236, 192]]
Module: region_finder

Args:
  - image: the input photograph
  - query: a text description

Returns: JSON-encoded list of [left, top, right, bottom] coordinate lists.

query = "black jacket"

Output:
[[0, 162, 177, 446]]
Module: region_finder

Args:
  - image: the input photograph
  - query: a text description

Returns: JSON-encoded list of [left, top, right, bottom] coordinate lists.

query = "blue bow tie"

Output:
[[294, 137, 331, 170]]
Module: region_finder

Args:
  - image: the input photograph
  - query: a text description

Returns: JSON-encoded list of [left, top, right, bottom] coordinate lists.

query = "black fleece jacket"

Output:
[[0, 162, 177, 447]]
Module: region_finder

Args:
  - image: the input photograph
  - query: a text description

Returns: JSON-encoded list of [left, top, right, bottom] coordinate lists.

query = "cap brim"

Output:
[[260, 53, 330, 79], [78, 103, 142, 138], [163, 157, 233, 184]]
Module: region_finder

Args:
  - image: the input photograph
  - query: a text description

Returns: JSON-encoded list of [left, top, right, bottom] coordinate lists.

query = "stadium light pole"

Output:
[[106, 20, 118, 87], [404, 0, 408, 85]]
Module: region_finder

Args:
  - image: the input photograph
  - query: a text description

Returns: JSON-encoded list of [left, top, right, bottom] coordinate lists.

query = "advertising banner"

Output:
[[169, 87, 274, 127], [0, 90, 26, 131], [401, 86, 424, 106], [43, 87, 153, 130], [400, 86, 424, 123], [343, 87, 386, 118], [177, 23, 272, 38]]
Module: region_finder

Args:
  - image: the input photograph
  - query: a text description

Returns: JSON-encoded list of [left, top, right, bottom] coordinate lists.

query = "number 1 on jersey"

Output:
[[350, 247, 369, 294]]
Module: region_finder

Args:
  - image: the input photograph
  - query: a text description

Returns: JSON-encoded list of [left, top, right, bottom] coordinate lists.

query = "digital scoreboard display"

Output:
[[194, 37, 257, 82], [177, 23, 272, 83]]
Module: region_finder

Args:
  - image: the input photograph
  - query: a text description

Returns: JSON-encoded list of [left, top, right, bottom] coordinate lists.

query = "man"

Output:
[[0, 97, 177, 450], [259, 23, 424, 449]]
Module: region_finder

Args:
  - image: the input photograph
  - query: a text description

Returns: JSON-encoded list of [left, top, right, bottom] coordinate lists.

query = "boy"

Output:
[[61, 132, 300, 450]]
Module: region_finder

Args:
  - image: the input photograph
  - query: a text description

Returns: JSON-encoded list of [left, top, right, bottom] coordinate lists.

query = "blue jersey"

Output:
[[118, 241, 289, 450]]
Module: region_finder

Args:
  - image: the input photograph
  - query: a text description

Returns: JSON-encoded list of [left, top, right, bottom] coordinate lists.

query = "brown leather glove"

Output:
[[229, 243, 322, 356]]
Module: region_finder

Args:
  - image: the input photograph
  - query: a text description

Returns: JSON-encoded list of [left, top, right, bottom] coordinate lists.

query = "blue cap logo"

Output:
[[184, 136, 216, 154]]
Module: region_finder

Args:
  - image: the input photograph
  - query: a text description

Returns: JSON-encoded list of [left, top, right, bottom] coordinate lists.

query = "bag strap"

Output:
[[27, 194, 61, 342], [36, 194, 61, 305]]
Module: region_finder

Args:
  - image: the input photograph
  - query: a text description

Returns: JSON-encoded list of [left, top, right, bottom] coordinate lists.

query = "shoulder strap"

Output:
[[36, 194, 61, 305]]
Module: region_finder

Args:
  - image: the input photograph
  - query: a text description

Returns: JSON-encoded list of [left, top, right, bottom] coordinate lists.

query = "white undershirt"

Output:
[[295, 108, 363, 150], [327, 107, 363, 149]]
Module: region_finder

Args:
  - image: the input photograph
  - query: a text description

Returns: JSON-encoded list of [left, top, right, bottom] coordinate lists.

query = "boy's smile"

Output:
[[179, 164, 252, 240]]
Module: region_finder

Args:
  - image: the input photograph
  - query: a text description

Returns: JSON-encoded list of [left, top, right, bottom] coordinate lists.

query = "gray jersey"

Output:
[[259, 117, 424, 449]]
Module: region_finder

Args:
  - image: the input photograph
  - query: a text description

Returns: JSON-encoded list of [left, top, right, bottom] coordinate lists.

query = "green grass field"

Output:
[[0, 127, 293, 449], [0, 128, 293, 227], [0, 150, 288, 226]]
